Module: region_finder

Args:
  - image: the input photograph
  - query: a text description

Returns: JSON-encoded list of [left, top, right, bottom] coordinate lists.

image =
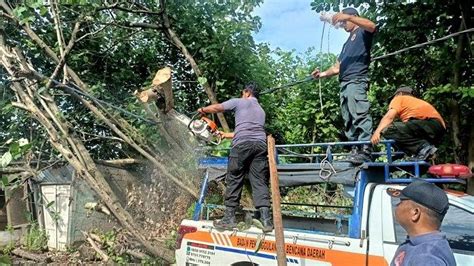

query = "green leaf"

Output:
[[39, 6, 48, 16], [0, 151, 12, 168], [197, 76, 208, 85], [46, 201, 55, 208], [9, 142, 20, 157], [1, 176, 9, 187], [215, 80, 225, 87]]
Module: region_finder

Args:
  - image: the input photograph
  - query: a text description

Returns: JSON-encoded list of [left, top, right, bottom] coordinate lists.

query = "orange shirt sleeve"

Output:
[[389, 97, 402, 114]]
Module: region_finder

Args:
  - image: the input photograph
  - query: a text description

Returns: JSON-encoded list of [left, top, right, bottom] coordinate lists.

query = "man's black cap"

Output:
[[342, 7, 359, 16], [387, 180, 449, 215], [394, 86, 413, 96]]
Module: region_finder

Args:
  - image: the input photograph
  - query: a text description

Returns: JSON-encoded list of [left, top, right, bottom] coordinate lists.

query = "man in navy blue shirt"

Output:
[[197, 83, 273, 233], [312, 7, 376, 164], [387, 180, 456, 266]]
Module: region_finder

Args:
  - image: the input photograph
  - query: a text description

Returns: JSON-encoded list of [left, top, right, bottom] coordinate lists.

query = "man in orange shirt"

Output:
[[371, 86, 446, 160]]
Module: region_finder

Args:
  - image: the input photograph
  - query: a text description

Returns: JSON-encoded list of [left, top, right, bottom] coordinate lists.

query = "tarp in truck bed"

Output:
[[200, 159, 359, 187]]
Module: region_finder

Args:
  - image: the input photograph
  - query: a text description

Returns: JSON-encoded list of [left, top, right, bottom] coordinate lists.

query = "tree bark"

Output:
[[159, 0, 230, 132], [448, 22, 465, 164]]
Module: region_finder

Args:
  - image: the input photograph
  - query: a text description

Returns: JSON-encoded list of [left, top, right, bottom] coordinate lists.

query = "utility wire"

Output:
[[372, 28, 474, 61], [261, 28, 473, 95], [260, 76, 314, 95]]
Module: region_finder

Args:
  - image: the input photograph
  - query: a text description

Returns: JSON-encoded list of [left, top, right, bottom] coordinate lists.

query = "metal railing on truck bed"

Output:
[[194, 140, 467, 238]]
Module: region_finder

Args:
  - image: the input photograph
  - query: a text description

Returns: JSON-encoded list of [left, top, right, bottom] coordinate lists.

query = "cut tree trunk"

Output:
[[159, 0, 230, 132]]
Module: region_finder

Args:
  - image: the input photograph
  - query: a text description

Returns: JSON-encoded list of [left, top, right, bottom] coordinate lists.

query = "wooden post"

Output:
[[267, 135, 287, 266]]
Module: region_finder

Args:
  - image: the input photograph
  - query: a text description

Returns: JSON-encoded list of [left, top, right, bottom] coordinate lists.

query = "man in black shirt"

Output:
[[312, 7, 376, 164]]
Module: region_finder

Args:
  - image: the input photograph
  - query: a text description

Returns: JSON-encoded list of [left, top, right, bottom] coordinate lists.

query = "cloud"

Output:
[[253, 0, 347, 55]]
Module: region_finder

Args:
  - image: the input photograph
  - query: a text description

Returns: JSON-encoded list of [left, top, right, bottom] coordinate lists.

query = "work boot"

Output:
[[213, 207, 237, 230], [259, 207, 274, 233], [350, 145, 359, 155], [414, 144, 438, 161], [346, 145, 372, 165]]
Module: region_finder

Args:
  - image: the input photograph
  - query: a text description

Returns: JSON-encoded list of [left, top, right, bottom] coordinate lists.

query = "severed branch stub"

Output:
[[134, 66, 174, 113], [82, 231, 110, 262]]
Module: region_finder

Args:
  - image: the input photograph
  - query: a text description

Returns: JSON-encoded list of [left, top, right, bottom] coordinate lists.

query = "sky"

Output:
[[252, 0, 348, 55]]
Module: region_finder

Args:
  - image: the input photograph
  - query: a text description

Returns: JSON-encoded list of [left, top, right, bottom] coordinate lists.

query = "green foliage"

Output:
[[185, 202, 196, 219], [282, 185, 352, 216], [25, 222, 48, 252], [260, 51, 342, 145], [0, 254, 12, 265], [2, 224, 16, 255], [210, 138, 232, 157], [206, 190, 224, 205], [92, 229, 131, 263], [164, 230, 177, 250], [2, 241, 15, 255], [0, 138, 32, 169], [141, 255, 165, 265]]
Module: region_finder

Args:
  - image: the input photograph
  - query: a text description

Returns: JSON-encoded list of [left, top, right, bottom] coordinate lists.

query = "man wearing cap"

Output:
[[197, 83, 273, 233], [371, 86, 446, 161], [312, 7, 376, 164], [387, 180, 456, 265]]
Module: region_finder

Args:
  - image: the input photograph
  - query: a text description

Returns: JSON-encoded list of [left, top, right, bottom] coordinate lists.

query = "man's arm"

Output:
[[332, 13, 376, 33], [220, 132, 234, 139], [312, 61, 340, 79], [198, 103, 225, 114], [371, 108, 398, 144]]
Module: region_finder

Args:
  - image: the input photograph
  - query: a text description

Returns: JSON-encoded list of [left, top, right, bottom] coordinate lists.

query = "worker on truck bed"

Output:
[[387, 180, 455, 266], [312, 7, 376, 164], [197, 83, 273, 233], [371, 86, 446, 161]]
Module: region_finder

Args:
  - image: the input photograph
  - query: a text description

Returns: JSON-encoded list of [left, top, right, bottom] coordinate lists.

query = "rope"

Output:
[[318, 22, 326, 113], [372, 28, 474, 61], [319, 146, 336, 181]]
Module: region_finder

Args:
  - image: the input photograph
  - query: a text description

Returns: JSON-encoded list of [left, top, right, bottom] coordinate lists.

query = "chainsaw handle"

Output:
[[187, 112, 205, 136], [210, 134, 223, 145]]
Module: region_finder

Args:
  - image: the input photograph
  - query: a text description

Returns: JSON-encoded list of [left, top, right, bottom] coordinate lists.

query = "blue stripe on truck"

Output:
[[214, 246, 300, 264], [215, 246, 275, 260]]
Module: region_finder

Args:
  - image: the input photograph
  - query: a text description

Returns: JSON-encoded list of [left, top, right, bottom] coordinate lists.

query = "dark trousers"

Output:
[[382, 119, 445, 155], [225, 141, 270, 209], [340, 79, 373, 141]]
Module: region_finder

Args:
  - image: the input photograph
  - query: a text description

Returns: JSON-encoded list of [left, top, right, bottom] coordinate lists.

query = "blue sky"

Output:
[[252, 0, 348, 55]]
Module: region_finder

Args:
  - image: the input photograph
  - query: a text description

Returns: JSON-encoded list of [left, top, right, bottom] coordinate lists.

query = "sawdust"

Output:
[[125, 166, 195, 240]]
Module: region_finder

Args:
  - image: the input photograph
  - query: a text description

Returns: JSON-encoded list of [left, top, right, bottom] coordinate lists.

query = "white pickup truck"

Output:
[[175, 141, 474, 265]]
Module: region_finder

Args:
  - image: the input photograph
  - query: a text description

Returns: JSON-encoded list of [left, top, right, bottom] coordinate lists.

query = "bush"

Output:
[[25, 223, 48, 252]]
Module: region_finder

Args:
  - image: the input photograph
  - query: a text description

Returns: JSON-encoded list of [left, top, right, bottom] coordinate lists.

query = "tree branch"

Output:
[[96, 2, 162, 16], [46, 21, 81, 88]]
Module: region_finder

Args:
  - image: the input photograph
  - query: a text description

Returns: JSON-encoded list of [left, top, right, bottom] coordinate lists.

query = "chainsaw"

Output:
[[187, 112, 223, 145]]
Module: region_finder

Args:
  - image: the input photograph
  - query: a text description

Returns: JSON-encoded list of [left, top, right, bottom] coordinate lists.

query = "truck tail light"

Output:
[[176, 225, 197, 249], [428, 164, 472, 179]]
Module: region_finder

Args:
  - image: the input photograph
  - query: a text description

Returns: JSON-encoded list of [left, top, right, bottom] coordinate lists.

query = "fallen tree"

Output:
[[0, 0, 210, 262]]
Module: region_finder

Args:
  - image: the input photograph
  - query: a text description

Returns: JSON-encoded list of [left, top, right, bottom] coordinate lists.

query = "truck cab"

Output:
[[175, 141, 474, 265]]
